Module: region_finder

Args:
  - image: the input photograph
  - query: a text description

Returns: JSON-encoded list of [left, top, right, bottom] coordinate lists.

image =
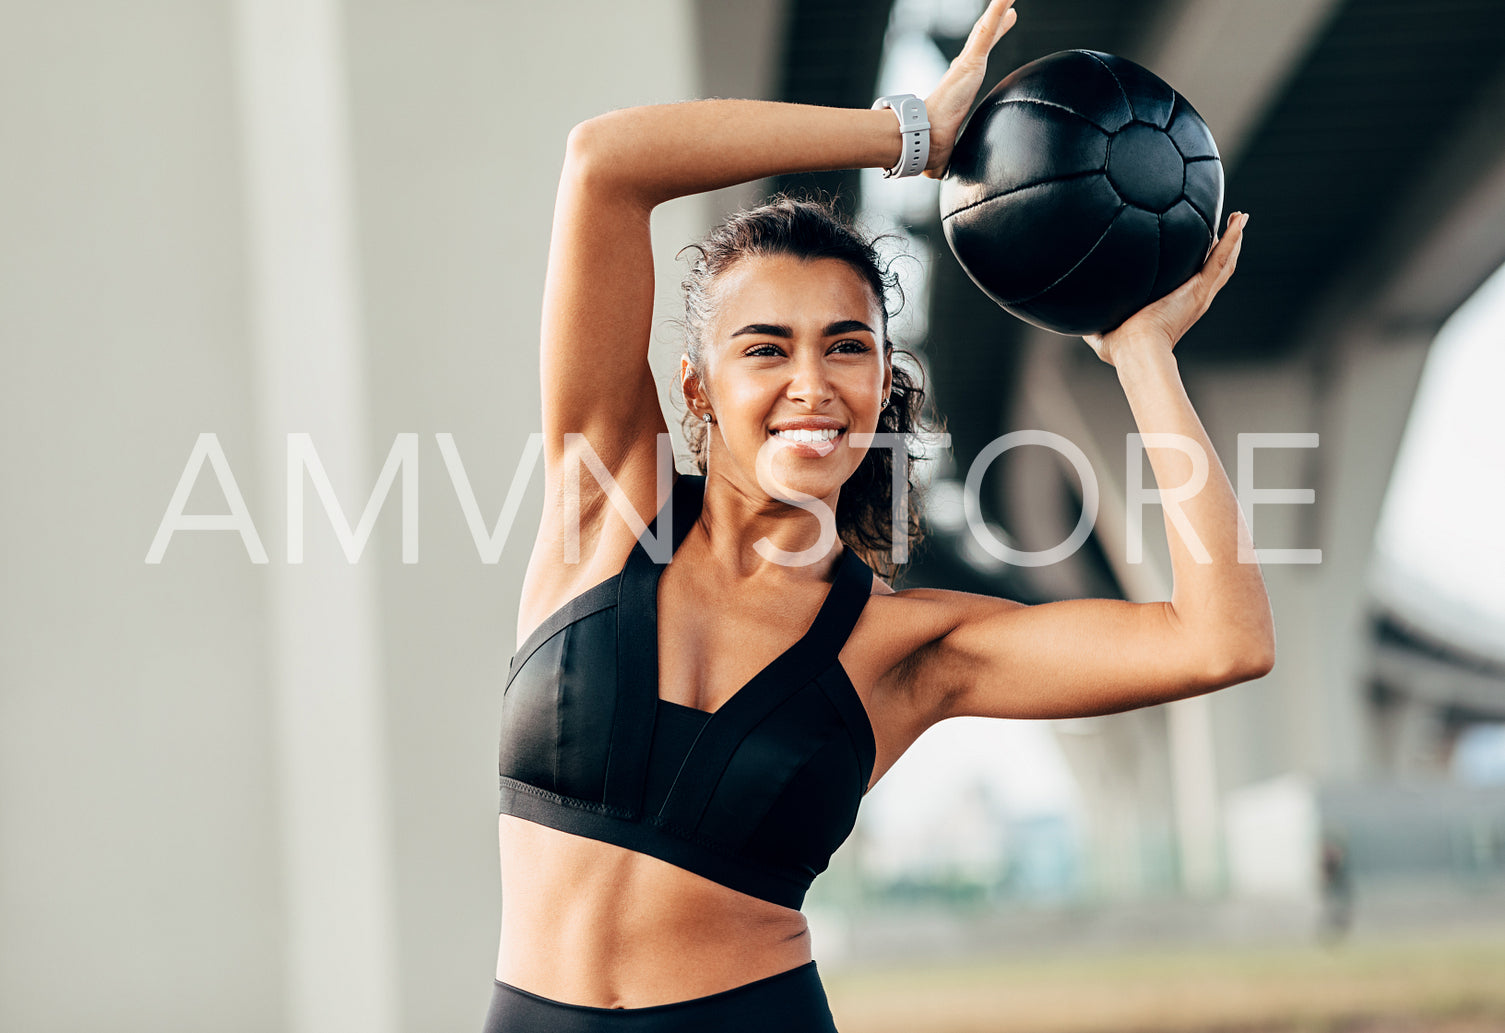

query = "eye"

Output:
[[742, 340, 869, 358]]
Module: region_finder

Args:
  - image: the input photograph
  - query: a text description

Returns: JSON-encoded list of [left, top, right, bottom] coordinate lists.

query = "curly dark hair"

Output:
[[675, 194, 945, 580]]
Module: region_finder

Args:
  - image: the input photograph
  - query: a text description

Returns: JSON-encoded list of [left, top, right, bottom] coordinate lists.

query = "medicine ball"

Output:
[[939, 50, 1224, 336]]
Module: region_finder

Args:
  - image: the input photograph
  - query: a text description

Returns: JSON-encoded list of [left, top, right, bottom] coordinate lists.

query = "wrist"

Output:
[[1111, 335, 1178, 378], [870, 94, 930, 178]]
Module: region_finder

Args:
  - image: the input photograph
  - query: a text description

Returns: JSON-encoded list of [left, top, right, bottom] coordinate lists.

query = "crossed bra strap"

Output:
[[605, 473, 873, 818]]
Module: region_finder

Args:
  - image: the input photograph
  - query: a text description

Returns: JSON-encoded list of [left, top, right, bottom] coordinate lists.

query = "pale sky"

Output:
[[1373, 259, 1505, 652]]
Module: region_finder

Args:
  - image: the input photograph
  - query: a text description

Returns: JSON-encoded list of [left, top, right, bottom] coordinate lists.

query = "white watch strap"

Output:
[[872, 94, 930, 178]]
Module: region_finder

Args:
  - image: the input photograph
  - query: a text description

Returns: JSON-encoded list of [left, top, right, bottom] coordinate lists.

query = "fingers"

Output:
[[1192, 212, 1246, 316], [1210, 212, 1247, 283], [1101, 211, 1246, 347], [1219, 211, 1247, 255], [960, 0, 1018, 64]]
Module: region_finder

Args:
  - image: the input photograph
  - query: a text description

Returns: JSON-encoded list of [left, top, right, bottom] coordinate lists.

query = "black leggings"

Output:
[[482, 960, 840, 1032]]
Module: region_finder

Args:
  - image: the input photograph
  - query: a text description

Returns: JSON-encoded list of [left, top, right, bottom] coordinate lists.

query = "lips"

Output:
[[770, 426, 842, 439], [769, 427, 844, 457]]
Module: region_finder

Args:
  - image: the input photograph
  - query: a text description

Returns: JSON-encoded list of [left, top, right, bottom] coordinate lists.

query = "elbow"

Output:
[[566, 115, 641, 192], [562, 116, 647, 203], [1240, 638, 1277, 681], [563, 118, 608, 180], [1203, 634, 1276, 688]]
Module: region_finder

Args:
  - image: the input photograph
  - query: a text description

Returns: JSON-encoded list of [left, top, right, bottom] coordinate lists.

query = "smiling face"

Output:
[[682, 254, 893, 501]]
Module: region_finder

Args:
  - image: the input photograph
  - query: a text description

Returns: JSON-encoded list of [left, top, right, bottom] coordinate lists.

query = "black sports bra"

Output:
[[497, 472, 877, 910]]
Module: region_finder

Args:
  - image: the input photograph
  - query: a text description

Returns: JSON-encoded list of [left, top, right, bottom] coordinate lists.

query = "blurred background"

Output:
[[2, 0, 1503, 1031]]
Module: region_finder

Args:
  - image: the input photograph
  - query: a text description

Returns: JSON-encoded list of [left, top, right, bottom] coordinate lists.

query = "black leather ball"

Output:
[[939, 50, 1224, 336]]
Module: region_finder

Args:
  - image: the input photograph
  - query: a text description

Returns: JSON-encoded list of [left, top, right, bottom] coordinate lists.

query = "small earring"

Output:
[[880, 397, 890, 409], [702, 412, 713, 423]]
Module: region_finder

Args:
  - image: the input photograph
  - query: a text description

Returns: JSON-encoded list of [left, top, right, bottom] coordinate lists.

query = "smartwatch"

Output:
[[871, 94, 930, 179]]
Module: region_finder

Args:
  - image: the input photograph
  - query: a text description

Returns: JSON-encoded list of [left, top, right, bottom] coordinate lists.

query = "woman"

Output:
[[487, 0, 1273, 1029]]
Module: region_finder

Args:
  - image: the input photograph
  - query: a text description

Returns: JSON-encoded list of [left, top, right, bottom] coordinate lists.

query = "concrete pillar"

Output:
[[233, 1, 401, 1029], [0, 1, 703, 1030]]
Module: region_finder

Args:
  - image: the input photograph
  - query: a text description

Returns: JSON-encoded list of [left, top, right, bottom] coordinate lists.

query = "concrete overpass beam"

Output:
[[1139, 0, 1344, 170]]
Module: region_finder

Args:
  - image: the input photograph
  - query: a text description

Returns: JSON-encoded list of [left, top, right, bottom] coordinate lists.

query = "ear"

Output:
[[881, 348, 894, 401], [680, 356, 707, 413]]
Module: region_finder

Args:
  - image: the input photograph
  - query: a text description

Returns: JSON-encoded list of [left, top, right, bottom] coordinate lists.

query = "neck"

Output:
[[692, 470, 845, 582]]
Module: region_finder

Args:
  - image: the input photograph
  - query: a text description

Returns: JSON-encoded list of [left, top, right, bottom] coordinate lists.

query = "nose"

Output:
[[786, 349, 835, 409]]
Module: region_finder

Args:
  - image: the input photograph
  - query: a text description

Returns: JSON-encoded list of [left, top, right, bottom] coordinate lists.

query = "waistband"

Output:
[[484, 960, 839, 1031]]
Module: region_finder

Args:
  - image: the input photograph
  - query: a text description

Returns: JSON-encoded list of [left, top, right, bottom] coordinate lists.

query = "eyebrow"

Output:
[[730, 319, 876, 339]]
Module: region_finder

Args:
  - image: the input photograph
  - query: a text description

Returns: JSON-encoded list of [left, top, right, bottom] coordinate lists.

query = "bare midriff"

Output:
[[495, 814, 815, 1009]]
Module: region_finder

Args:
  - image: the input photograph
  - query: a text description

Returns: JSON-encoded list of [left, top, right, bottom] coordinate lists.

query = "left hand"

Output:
[[924, 0, 1019, 179], [1084, 211, 1248, 365]]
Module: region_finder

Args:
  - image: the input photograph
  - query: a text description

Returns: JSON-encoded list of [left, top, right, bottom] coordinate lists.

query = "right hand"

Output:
[[1083, 213, 1249, 365], [924, 0, 1020, 178]]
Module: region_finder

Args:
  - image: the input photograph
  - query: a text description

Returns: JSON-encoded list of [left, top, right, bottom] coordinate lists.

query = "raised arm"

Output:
[[541, 103, 901, 492], [911, 213, 1276, 722], [538, 0, 1021, 510]]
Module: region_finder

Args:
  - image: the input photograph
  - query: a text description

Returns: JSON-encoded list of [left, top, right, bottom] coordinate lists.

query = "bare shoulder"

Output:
[[844, 578, 1030, 790], [864, 578, 1025, 626], [848, 577, 948, 690], [844, 577, 1025, 708], [869, 583, 1029, 694], [857, 576, 1008, 649]]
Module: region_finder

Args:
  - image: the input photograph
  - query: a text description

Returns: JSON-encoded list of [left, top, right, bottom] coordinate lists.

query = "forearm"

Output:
[[1114, 342, 1275, 674], [566, 100, 903, 208]]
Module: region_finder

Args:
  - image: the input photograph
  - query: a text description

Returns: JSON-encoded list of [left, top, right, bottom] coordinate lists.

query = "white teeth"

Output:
[[773, 428, 840, 443]]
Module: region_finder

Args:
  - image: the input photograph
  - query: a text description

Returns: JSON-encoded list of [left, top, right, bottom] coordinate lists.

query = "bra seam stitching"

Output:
[[499, 775, 637, 820]]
